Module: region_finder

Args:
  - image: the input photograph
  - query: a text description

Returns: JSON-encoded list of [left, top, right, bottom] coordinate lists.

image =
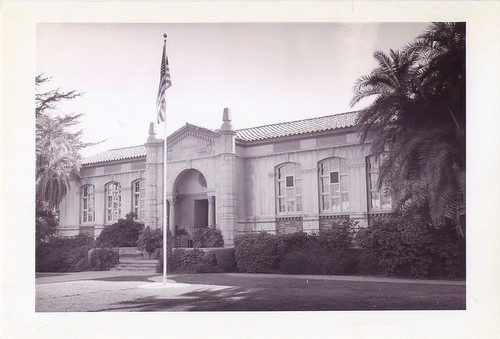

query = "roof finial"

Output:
[[148, 122, 157, 142], [221, 107, 233, 131]]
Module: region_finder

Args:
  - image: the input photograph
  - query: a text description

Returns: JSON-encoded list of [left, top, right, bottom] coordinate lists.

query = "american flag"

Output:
[[156, 38, 172, 123]]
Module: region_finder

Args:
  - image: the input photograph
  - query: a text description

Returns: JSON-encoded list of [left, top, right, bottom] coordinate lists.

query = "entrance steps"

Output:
[[111, 259, 157, 272]]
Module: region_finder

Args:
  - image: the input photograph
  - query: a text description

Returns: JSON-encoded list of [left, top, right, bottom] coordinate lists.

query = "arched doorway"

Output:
[[172, 169, 215, 245]]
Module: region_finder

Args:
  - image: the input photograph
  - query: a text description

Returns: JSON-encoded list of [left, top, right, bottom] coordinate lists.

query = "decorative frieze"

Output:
[[319, 215, 350, 231], [316, 133, 347, 147], [104, 164, 121, 174], [276, 216, 304, 234], [273, 140, 300, 153]]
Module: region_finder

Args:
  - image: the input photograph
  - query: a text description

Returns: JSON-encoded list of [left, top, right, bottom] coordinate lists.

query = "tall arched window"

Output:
[[105, 182, 121, 223], [318, 157, 349, 212], [276, 163, 302, 214], [132, 179, 145, 220], [81, 185, 95, 223], [367, 153, 392, 210]]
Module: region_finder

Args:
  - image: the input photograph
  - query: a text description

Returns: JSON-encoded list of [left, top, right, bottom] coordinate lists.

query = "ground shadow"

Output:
[[92, 274, 466, 312]]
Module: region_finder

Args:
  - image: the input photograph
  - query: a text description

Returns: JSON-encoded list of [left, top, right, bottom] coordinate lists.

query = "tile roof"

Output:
[[235, 111, 358, 142], [82, 145, 146, 165], [81, 112, 358, 164]]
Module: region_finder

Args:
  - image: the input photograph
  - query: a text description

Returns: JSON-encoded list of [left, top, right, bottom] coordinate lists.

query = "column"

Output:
[[208, 195, 215, 227], [145, 122, 162, 229], [168, 197, 176, 232], [215, 107, 237, 245]]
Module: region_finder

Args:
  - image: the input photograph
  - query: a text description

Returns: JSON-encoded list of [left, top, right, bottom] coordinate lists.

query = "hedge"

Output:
[[234, 232, 280, 273], [36, 234, 119, 272], [156, 248, 236, 274], [36, 234, 94, 272], [355, 215, 465, 278], [95, 212, 144, 248], [192, 226, 224, 248], [153, 216, 464, 278]]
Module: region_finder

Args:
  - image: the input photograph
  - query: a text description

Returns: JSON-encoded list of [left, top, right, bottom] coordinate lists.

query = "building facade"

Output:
[[58, 109, 392, 246]]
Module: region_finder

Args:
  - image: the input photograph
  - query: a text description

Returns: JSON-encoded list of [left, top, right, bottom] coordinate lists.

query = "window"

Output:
[[81, 185, 95, 223], [105, 182, 121, 223], [318, 158, 349, 212], [276, 163, 302, 214], [367, 154, 392, 210], [132, 179, 145, 220]]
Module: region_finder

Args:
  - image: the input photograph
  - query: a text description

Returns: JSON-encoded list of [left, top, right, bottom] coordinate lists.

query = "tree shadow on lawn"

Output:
[[95, 274, 466, 312]]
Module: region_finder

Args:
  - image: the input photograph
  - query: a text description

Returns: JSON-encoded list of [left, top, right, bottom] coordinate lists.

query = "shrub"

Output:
[[36, 209, 58, 244], [137, 226, 163, 257], [357, 252, 385, 276], [355, 215, 465, 278], [36, 238, 68, 272], [157, 247, 236, 274], [276, 232, 317, 256], [279, 248, 357, 275], [66, 243, 93, 272], [213, 248, 237, 272], [95, 212, 144, 248], [192, 226, 224, 248], [317, 220, 357, 249], [36, 233, 94, 272], [234, 232, 280, 273], [88, 248, 119, 271], [171, 249, 221, 273]]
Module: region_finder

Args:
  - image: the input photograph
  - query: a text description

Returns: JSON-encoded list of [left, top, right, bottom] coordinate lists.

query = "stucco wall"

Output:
[[58, 159, 146, 237], [236, 128, 374, 234], [58, 119, 383, 243]]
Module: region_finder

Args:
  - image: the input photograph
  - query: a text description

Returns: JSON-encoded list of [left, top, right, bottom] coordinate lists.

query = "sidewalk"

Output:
[[36, 270, 465, 286], [36, 270, 157, 285]]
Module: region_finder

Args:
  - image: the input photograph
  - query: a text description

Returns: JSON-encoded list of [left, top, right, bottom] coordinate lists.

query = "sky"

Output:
[[37, 23, 430, 157]]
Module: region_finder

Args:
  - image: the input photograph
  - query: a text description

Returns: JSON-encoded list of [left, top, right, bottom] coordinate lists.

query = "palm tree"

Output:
[[36, 114, 82, 210], [351, 23, 465, 236], [35, 75, 86, 211]]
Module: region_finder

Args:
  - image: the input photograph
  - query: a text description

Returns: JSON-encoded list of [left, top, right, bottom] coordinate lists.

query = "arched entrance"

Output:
[[171, 169, 215, 245]]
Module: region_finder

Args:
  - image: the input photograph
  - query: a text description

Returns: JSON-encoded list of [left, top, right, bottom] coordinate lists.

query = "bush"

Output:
[[170, 249, 220, 273], [36, 209, 58, 244], [234, 232, 280, 273], [36, 234, 94, 272], [317, 220, 357, 249], [88, 248, 119, 271], [66, 243, 93, 272], [36, 238, 68, 272], [279, 248, 361, 275], [137, 226, 163, 257], [357, 252, 385, 276], [213, 248, 237, 272], [192, 226, 224, 248], [157, 247, 236, 274], [95, 212, 144, 248], [355, 215, 465, 278], [276, 232, 317, 256]]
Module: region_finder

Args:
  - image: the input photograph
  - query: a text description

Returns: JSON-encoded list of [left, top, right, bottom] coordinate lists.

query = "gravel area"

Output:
[[36, 278, 234, 312]]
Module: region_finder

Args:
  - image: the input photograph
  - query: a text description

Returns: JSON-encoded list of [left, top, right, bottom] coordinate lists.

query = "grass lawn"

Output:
[[110, 273, 465, 311]]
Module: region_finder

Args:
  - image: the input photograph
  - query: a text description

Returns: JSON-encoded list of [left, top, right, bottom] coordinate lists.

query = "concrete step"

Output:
[[111, 259, 158, 272], [111, 267, 156, 272]]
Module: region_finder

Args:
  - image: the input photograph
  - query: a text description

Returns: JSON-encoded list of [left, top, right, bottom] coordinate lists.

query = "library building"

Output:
[[57, 108, 392, 246]]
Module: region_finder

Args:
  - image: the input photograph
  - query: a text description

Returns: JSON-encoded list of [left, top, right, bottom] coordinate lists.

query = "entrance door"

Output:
[[194, 199, 209, 228]]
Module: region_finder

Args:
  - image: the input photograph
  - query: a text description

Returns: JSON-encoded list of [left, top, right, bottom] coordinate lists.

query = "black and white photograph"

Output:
[[2, 1, 500, 338]]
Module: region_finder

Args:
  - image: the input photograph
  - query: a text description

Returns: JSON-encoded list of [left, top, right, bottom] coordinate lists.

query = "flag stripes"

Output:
[[156, 39, 172, 123]]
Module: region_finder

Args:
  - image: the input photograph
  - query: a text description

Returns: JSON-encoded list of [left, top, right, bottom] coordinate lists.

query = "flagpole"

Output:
[[163, 108, 168, 285], [161, 33, 168, 285]]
